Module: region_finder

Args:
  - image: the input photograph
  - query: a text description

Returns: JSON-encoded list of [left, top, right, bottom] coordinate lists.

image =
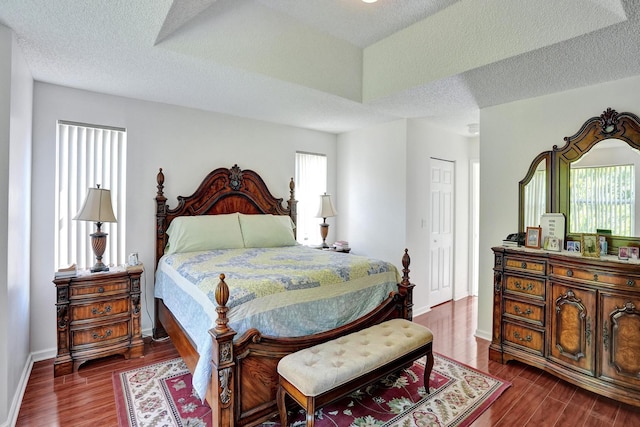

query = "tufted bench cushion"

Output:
[[277, 318, 434, 426]]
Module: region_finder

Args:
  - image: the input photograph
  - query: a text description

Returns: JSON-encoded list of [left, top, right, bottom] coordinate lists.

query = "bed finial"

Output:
[[214, 274, 230, 333], [157, 168, 165, 197], [402, 248, 410, 283]]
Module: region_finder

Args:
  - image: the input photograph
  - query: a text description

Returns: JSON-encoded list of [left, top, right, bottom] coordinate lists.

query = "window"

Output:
[[294, 152, 327, 245], [570, 165, 634, 235], [55, 121, 127, 269]]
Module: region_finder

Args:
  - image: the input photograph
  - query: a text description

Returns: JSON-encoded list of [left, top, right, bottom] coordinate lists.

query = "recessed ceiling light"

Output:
[[362, 0, 378, 3]]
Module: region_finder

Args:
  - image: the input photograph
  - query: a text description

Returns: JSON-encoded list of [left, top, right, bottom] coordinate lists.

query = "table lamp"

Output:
[[74, 185, 117, 272], [316, 193, 337, 248]]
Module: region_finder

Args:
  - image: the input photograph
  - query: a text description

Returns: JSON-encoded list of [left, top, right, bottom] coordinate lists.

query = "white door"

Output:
[[429, 158, 454, 306]]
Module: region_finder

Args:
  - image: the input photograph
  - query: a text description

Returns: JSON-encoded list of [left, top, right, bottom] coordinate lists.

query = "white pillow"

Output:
[[239, 214, 297, 248], [165, 213, 244, 254]]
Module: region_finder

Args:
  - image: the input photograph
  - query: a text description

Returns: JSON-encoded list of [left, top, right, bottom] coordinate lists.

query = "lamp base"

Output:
[[320, 222, 330, 248], [90, 262, 110, 273], [90, 229, 110, 273]]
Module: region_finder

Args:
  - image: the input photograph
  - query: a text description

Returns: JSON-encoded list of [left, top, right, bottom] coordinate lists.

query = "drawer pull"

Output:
[[91, 305, 112, 316], [566, 269, 573, 277], [513, 331, 533, 342], [627, 279, 635, 287], [92, 329, 112, 340], [514, 281, 534, 291], [521, 262, 527, 269], [98, 287, 105, 293], [514, 305, 532, 316]]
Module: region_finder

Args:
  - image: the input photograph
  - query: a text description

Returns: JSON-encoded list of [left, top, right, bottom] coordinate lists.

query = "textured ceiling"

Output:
[[0, 0, 638, 135]]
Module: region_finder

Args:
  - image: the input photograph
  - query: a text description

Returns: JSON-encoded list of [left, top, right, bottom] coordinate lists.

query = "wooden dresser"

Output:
[[53, 266, 144, 376], [491, 247, 640, 407]]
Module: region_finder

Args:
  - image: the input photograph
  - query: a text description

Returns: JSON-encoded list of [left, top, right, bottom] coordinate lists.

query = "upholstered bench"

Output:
[[276, 318, 434, 427]]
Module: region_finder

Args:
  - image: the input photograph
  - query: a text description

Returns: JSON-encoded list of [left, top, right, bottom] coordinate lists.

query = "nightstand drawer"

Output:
[[71, 320, 130, 347], [70, 296, 130, 322], [70, 277, 130, 299], [505, 275, 545, 299]]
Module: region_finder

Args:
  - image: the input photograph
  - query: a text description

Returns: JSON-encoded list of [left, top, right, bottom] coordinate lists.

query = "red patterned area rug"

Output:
[[113, 354, 510, 427]]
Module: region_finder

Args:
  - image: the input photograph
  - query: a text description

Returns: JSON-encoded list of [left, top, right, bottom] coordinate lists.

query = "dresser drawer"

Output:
[[503, 298, 544, 326], [505, 275, 545, 299], [551, 264, 640, 289], [70, 320, 130, 348], [505, 256, 546, 275], [503, 322, 544, 356], [70, 296, 130, 322], [69, 277, 130, 299]]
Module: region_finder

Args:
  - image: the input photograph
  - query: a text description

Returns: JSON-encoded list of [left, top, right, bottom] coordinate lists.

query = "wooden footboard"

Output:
[[210, 250, 413, 426], [156, 249, 414, 426]]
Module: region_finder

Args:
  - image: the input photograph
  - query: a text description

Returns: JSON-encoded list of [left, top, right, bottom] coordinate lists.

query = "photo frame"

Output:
[[581, 233, 600, 258], [566, 241, 581, 252], [540, 213, 566, 249], [543, 235, 561, 252], [630, 247, 639, 260], [525, 226, 542, 249], [619, 246, 630, 260]]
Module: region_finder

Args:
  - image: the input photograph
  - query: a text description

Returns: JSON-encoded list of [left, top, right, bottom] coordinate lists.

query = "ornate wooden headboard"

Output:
[[154, 164, 297, 269]]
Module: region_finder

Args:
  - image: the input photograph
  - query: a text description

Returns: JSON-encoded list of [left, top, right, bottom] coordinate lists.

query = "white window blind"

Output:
[[295, 152, 327, 246], [523, 169, 546, 228], [55, 121, 127, 269], [570, 165, 635, 235]]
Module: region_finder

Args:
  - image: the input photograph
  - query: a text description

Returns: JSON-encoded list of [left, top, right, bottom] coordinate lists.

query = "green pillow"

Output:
[[165, 213, 244, 254], [239, 214, 297, 248]]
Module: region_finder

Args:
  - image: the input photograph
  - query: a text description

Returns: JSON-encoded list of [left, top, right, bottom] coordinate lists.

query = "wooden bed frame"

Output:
[[153, 164, 415, 427]]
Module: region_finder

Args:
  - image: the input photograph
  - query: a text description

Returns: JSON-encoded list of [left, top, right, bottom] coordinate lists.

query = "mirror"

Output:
[[519, 151, 550, 232], [569, 139, 640, 236], [518, 108, 640, 251]]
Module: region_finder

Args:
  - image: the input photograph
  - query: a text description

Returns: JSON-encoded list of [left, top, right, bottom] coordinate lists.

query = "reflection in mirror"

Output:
[[569, 139, 640, 236], [523, 160, 546, 230]]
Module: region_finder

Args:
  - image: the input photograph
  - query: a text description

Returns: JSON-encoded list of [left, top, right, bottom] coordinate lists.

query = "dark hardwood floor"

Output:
[[16, 297, 640, 426]]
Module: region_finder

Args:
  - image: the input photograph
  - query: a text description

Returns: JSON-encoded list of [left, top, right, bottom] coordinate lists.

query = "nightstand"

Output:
[[53, 265, 144, 376]]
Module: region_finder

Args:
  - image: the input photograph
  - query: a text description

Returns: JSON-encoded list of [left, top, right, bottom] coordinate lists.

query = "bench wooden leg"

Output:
[[305, 396, 316, 427], [423, 351, 434, 394]]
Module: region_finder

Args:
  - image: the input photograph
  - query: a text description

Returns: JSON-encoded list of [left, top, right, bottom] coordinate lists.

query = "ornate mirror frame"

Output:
[[518, 151, 551, 233], [519, 108, 640, 253]]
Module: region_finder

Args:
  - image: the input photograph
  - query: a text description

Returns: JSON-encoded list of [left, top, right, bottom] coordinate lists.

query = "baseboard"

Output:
[[474, 328, 491, 342], [412, 304, 430, 318], [31, 347, 56, 363], [3, 352, 34, 427]]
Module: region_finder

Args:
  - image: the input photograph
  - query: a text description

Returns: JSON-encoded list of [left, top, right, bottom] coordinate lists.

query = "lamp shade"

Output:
[[74, 187, 117, 223], [316, 193, 337, 218]]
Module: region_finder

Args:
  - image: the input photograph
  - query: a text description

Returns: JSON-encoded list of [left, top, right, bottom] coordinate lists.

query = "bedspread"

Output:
[[154, 245, 400, 400]]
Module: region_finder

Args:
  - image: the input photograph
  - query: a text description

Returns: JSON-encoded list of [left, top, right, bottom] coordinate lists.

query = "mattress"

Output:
[[154, 245, 399, 400]]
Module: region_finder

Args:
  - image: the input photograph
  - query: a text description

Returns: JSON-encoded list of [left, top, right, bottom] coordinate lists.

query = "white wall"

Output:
[[477, 75, 640, 340], [0, 24, 33, 427], [336, 118, 476, 316], [30, 83, 337, 357], [406, 119, 478, 313], [336, 120, 407, 266]]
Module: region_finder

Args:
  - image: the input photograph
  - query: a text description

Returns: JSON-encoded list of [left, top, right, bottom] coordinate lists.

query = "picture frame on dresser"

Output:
[[566, 241, 580, 252], [580, 233, 600, 257], [525, 226, 541, 249]]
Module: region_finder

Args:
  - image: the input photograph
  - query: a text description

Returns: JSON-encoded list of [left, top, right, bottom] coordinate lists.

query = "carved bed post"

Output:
[[398, 249, 415, 320], [288, 177, 297, 235], [209, 274, 237, 426], [154, 168, 168, 339]]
